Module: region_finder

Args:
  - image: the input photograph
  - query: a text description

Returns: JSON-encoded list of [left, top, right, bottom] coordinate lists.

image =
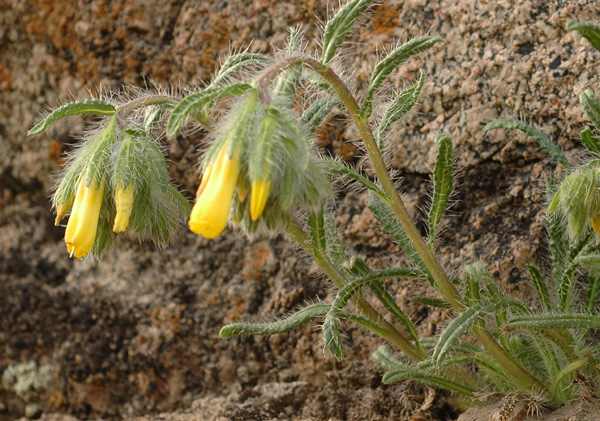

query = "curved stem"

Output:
[[261, 55, 548, 394], [286, 219, 424, 361], [116, 95, 176, 127]]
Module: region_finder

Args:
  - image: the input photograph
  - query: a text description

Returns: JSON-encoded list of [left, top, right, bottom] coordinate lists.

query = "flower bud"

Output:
[[113, 182, 135, 233], [189, 138, 241, 238], [65, 171, 105, 259], [250, 178, 271, 221]]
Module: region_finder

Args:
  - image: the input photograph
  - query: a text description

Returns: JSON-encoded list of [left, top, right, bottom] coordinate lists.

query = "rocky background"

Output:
[[1, 0, 599, 420]]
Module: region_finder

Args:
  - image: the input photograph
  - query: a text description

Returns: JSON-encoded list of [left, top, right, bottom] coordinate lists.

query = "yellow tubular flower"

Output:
[[113, 182, 135, 233], [250, 178, 271, 221], [54, 194, 75, 226], [591, 215, 600, 236], [189, 141, 241, 239], [65, 173, 105, 259]]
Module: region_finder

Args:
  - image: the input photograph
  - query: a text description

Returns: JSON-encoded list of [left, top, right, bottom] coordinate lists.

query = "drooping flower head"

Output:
[[189, 88, 332, 239]]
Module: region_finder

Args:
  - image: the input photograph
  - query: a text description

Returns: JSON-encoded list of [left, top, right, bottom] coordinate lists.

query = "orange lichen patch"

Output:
[[371, 3, 399, 36], [242, 242, 272, 282], [225, 297, 246, 321], [0, 65, 13, 91]]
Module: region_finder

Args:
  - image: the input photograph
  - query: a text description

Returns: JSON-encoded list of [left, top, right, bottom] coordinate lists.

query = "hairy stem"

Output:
[[117, 95, 176, 123], [286, 219, 424, 361], [261, 56, 548, 394]]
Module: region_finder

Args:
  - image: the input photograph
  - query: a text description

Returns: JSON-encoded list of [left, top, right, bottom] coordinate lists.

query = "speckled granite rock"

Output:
[[1, 0, 599, 420]]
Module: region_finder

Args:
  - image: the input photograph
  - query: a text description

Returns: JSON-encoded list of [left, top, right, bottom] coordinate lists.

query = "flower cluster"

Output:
[[549, 160, 600, 238], [189, 89, 331, 239], [53, 116, 189, 258]]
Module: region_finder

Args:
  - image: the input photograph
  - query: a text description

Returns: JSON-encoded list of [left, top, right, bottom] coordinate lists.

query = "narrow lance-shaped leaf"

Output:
[[586, 274, 600, 314], [220, 303, 330, 337], [546, 176, 568, 281], [580, 127, 600, 158], [307, 209, 327, 257], [375, 70, 425, 149], [566, 20, 600, 53], [483, 119, 570, 168], [209, 52, 268, 89], [428, 134, 454, 245], [526, 263, 552, 311], [322, 160, 386, 198], [368, 191, 434, 285], [432, 298, 528, 364], [558, 232, 593, 312], [361, 36, 442, 118], [321, 0, 374, 65], [551, 358, 589, 403], [322, 207, 348, 268], [300, 96, 341, 135], [411, 296, 451, 309], [507, 313, 600, 329], [323, 267, 424, 358], [166, 82, 253, 137], [580, 89, 600, 133], [382, 368, 475, 396], [29, 99, 117, 135]]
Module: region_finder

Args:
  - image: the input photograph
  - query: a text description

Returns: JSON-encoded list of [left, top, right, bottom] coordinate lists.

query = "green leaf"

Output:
[[307, 209, 327, 257], [144, 104, 170, 133], [580, 89, 600, 133], [551, 358, 589, 403], [321, 0, 374, 65], [586, 274, 600, 314], [566, 20, 600, 52], [322, 208, 348, 268], [507, 314, 600, 329], [362, 36, 442, 118], [432, 299, 525, 364], [558, 232, 593, 312], [382, 367, 475, 396], [580, 127, 600, 158], [375, 70, 425, 148], [300, 96, 341, 135], [428, 134, 454, 244], [220, 302, 330, 337], [166, 82, 253, 137], [373, 346, 475, 396], [322, 160, 386, 198], [141, 138, 169, 192], [323, 267, 425, 358], [411, 296, 451, 309], [29, 99, 116, 135], [483, 119, 570, 168], [526, 263, 552, 312], [209, 52, 268, 89], [368, 191, 433, 285]]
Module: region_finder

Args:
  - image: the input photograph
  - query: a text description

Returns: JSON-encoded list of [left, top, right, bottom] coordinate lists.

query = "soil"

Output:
[[1, 0, 600, 420]]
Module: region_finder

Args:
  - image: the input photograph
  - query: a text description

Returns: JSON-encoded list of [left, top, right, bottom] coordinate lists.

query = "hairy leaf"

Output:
[[210, 52, 268, 89], [483, 119, 570, 168], [166, 82, 253, 137], [508, 314, 600, 329], [321, 0, 374, 65], [580, 127, 600, 158], [428, 134, 454, 244], [300, 96, 341, 135], [526, 263, 552, 311], [375, 70, 425, 148], [220, 303, 330, 337], [567, 20, 600, 52], [323, 160, 386, 198], [580, 89, 600, 133], [29, 99, 116, 135], [362, 36, 442, 118]]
